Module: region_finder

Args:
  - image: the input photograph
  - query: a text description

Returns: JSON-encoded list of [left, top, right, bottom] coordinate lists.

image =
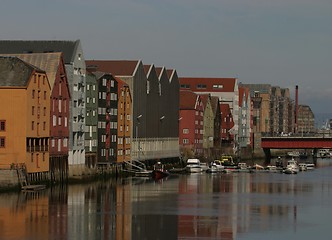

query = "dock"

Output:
[[21, 184, 46, 191]]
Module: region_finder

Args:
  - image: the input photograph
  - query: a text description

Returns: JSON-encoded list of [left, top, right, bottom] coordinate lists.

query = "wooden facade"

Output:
[[116, 77, 132, 163], [1, 53, 71, 182], [0, 57, 51, 181]]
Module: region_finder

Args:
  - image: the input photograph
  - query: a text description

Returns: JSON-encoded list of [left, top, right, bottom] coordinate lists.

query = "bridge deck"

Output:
[[261, 137, 332, 149]]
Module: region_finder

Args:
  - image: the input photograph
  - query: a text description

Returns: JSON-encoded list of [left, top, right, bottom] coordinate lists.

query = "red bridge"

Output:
[[261, 136, 332, 159]]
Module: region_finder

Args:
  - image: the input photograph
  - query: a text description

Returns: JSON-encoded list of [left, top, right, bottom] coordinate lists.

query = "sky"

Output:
[[1, 0, 332, 124]]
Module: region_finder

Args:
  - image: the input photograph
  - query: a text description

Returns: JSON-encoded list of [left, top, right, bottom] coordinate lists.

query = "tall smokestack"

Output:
[[295, 85, 298, 133]]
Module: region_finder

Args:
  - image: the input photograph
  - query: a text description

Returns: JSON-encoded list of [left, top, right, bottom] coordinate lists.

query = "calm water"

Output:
[[1, 159, 332, 240]]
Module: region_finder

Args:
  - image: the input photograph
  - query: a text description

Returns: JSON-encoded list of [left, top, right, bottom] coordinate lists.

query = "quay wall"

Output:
[[0, 170, 19, 189]]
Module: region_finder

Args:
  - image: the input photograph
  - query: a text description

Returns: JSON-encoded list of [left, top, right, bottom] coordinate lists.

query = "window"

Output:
[[180, 84, 190, 89], [43, 122, 46, 131], [0, 121, 5, 131], [213, 84, 223, 89], [183, 139, 189, 144], [32, 106, 35, 115], [183, 128, 189, 134], [59, 99, 62, 112], [32, 90, 35, 99], [53, 115, 56, 126], [0, 137, 5, 148], [43, 107, 46, 116], [32, 121, 34, 130], [197, 84, 206, 89]]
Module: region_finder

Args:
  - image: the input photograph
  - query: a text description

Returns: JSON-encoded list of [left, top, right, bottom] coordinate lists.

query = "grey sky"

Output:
[[1, 0, 331, 120]]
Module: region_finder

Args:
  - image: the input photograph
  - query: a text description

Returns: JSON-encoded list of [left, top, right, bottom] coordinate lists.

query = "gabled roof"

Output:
[[0, 52, 63, 88], [0, 40, 81, 64], [92, 71, 113, 80], [180, 90, 199, 110], [198, 94, 210, 109], [179, 77, 237, 92], [166, 69, 174, 79], [143, 64, 155, 77], [114, 76, 130, 99], [239, 86, 249, 107], [0, 56, 44, 87], [85, 60, 140, 76], [155, 67, 163, 78]]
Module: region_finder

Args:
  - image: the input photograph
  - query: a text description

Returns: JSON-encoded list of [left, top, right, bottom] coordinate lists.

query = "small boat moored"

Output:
[[283, 158, 299, 174], [186, 158, 203, 173], [151, 162, 170, 180]]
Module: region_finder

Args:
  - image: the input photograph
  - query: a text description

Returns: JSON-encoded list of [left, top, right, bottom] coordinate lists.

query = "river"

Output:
[[1, 159, 332, 240]]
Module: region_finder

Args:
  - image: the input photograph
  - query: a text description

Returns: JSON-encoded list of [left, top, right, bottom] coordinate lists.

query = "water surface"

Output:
[[1, 159, 332, 239]]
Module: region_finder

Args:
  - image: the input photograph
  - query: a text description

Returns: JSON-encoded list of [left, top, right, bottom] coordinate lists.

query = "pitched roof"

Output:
[[166, 69, 174, 79], [179, 77, 237, 92], [198, 94, 210, 109], [239, 86, 250, 107], [0, 52, 62, 88], [0, 40, 81, 64], [85, 60, 140, 76], [143, 64, 153, 76], [180, 90, 199, 110], [0, 56, 42, 87], [155, 67, 162, 77]]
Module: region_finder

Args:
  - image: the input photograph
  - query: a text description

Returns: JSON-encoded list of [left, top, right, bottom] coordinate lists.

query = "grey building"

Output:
[[85, 72, 98, 167], [85, 60, 180, 162], [0, 40, 87, 176]]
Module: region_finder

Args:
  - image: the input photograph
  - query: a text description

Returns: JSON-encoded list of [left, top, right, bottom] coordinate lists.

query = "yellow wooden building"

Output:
[[0, 56, 51, 180]]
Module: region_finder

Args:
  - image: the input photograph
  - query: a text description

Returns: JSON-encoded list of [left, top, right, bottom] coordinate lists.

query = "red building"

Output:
[[179, 90, 204, 157], [220, 103, 234, 142]]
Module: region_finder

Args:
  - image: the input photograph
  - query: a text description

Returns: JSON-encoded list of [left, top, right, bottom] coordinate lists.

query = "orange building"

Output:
[[116, 77, 132, 163], [0, 56, 51, 179]]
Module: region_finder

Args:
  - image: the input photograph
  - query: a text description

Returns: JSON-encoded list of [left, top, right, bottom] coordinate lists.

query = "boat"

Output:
[[151, 162, 170, 180], [186, 158, 203, 173], [206, 163, 219, 173], [283, 158, 299, 174], [122, 160, 152, 177], [305, 162, 315, 170], [220, 155, 235, 166], [212, 160, 225, 171]]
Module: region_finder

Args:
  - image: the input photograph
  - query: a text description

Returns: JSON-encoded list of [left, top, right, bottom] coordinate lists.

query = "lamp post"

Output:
[[159, 116, 165, 157], [136, 114, 142, 160]]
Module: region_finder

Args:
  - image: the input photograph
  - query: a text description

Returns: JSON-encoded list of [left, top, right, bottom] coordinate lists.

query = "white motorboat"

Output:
[[283, 158, 299, 174], [206, 163, 219, 173], [305, 162, 315, 170], [186, 158, 203, 173], [212, 160, 225, 171]]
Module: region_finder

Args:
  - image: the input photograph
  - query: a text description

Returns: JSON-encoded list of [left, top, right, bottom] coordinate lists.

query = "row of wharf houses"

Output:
[[0, 40, 315, 182]]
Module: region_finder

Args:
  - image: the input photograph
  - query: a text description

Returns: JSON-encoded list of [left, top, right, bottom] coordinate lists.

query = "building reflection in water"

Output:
[[0, 171, 324, 240]]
